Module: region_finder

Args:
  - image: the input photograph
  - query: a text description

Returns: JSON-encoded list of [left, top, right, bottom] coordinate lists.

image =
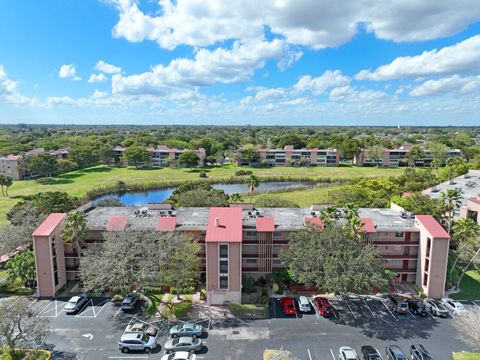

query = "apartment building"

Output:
[[238, 145, 340, 167], [0, 147, 49, 180], [32, 202, 450, 302], [354, 146, 462, 167], [113, 145, 206, 168]]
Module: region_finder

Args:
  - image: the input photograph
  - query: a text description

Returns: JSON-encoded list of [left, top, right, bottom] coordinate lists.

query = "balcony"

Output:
[[381, 254, 417, 260], [64, 250, 79, 258]]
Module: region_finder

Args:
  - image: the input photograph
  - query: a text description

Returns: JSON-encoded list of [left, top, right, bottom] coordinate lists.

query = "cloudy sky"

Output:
[[1, 0, 480, 125]]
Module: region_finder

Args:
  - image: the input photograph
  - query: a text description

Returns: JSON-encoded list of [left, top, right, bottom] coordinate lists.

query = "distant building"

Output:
[[114, 145, 206, 168]]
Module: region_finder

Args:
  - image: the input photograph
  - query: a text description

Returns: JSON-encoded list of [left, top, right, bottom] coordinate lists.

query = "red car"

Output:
[[280, 297, 296, 316], [314, 297, 334, 317]]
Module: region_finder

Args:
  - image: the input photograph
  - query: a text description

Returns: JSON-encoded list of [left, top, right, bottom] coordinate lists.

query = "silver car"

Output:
[[423, 298, 449, 317], [63, 294, 89, 314], [164, 336, 203, 354], [161, 352, 197, 360], [118, 333, 157, 353], [169, 323, 203, 338]]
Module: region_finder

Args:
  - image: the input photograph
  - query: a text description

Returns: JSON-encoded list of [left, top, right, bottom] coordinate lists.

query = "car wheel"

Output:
[[144, 347, 151, 354], [122, 348, 129, 353], [172, 334, 178, 338], [192, 334, 197, 339], [167, 350, 173, 354]]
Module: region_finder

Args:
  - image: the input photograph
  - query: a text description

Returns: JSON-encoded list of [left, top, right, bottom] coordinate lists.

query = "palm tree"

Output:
[[230, 193, 241, 203], [441, 189, 462, 234], [62, 211, 88, 255], [319, 206, 338, 226], [343, 202, 359, 221], [246, 174, 260, 203], [343, 216, 364, 240], [449, 219, 480, 277]]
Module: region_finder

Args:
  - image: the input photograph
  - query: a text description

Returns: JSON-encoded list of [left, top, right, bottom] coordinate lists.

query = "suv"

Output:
[[424, 298, 449, 317], [441, 298, 467, 315], [361, 345, 383, 360], [407, 299, 427, 317], [409, 344, 433, 360], [118, 333, 157, 353], [385, 345, 407, 360], [298, 296, 311, 313], [121, 293, 140, 312], [387, 295, 408, 314]]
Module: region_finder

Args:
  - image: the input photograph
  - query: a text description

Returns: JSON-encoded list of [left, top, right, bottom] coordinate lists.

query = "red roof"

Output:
[[304, 217, 324, 229], [106, 216, 128, 231], [256, 217, 275, 232], [416, 215, 449, 238], [157, 217, 177, 232], [360, 217, 376, 233], [4, 155, 21, 161], [206, 207, 243, 243], [32, 213, 66, 237], [469, 197, 480, 206], [259, 148, 267, 153]]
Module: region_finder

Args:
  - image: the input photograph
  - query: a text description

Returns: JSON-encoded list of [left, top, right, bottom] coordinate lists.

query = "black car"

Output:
[[361, 345, 383, 360], [407, 299, 427, 317], [385, 345, 407, 360], [387, 295, 408, 314], [121, 293, 139, 311], [410, 344, 433, 360]]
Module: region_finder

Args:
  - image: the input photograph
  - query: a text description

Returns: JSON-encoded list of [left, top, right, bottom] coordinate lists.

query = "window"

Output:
[[426, 238, 431, 258], [273, 232, 282, 237], [423, 273, 428, 286], [395, 231, 403, 238], [246, 231, 256, 237], [243, 244, 257, 253], [272, 258, 282, 265], [272, 245, 281, 253], [220, 260, 228, 273], [220, 276, 228, 290], [219, 244, 228, 258], [245, 258, 257, 264]]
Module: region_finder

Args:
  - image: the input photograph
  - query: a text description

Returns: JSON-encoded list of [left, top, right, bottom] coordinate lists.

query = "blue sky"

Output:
[[1, 0, 480, 126]]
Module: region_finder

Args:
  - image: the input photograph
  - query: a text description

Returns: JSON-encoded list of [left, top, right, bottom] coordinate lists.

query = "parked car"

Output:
[[423, 298, 449, 317], [125, 321, 158, 337], [387, 295, 408, 314], [339, 346, 359, 360], [121, 293, 139, 312], [441, 298, 467, 315], [169, 323, 203, 338], [407, 299, 427, 317], [298, 296, 311, 313], [161, 352, 196, 360], [361, 345, 383, 360], [385, 345, 407, 360], [118, 333, 157, 353], [280, 297, 296, 316], [164, 336, 203, 354], [409, 344, 433, 360], [64, 294, 89, 314], [314, 297, 334, 317]]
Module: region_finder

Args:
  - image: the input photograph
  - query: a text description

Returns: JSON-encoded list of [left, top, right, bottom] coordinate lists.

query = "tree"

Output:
[[254, 196, 299, 208], [408, 146, 425, 167], [69, 145, 99, 168], [62, 211, 88, 253], [448, 218, 479, 279], [95, 197, 125, 207], [319, 206, 338, 226], [238, 144, 259, 164], [0, 297, 50, 359], [178, 150, 200, 169], [98, 146, 116, 165], [453, 307, 480, 350], [175, 189, 230, 207], [338, 138, 361, 161], [390, 193, 446, 223], [280, 225, 388, 296], [441, 189, 461, 234], [365, 145, 385, 165], [247, 174, 260, 203], [4, 251, 36, 288], [123, 146, 149, 168], [274, 134, 306, 149], [158, 232, 200, 299], [80, 230, 171, 294], [0, 174, 13, 196], [230, 193, 242, 203], [27, 153, 58, 177], [56, 159, 78, 173], [428, 142, 449, 175]]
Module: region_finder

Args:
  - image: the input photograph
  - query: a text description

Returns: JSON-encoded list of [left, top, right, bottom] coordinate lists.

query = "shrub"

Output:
[[173, 301, 192, 319], [198, 171, 207, 178], [111, 294, 124, 302], [242, 276, 258, 294], [200, 288, 207, 301], [235, 170, 253, 176], [169, 286, 195, 295]]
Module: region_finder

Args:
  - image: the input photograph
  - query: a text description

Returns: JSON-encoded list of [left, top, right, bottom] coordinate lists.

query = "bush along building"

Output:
[[32, 201, 450, 303]]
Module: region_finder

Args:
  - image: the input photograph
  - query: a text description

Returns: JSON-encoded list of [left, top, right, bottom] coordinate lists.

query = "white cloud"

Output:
[[356, 35, 480, 80], [88, 73, 108, 83], [410, 75, 480, 96], [293, 70, 351, 95], [112, 39, 299, 95], [59, 64, 81, 80], [255, 88, 287, 101], [94, 60, 122, 74], [0, 65, 33, 105], [108, 0, 480, 50], [329, 86, 387, 102]]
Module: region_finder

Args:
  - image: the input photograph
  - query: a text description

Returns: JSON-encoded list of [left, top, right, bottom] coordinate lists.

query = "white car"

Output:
[[441, 298, 467, 315], [63, 294, 89, 314], [161, 352, 197, 360], [298, 296, 312, 313], [118, 333, 157, 353], [339, 346, 359, 360]]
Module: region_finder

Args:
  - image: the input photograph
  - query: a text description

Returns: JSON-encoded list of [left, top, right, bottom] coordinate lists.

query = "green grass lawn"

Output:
[[0, 164, 404, 225], [451, 271, 480, 300], [247, 185, 340, 207], [453, 353, 480, 360]]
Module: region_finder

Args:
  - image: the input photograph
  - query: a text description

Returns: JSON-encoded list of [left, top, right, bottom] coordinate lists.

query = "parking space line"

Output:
[[107, 357, 149, 359], [381, 300, 397, 320], [408, 310, 416, 319], [93, 299, 109, 317], [113, 306, 123, 318], [307, 348, 313, 360], [38, 300, 64, 318], [363, 299, 377, 318], [330, 348, 336, 360], [344, 300, 357, 319], [474, 300, 480, 308]]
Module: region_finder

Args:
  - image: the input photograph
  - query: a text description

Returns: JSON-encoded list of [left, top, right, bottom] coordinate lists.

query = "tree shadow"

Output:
[[190, 168, 211, 173]]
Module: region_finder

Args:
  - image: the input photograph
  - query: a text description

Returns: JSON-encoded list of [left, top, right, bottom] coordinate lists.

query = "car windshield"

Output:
[[141, 334, 148, 342], [399, 303, 407, 308], [456, 303, 465, 310], [172, 338, 179, 345]]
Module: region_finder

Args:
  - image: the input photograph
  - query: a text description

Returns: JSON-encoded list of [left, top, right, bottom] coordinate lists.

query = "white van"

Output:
[[298, 296, 311, 313]]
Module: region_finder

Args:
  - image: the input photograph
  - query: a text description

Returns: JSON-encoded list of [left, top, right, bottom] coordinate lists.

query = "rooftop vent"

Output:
[[215, 217, 220, 227]]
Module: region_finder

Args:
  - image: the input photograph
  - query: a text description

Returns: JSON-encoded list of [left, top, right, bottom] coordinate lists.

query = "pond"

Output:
[[93, 182, 306, 206]]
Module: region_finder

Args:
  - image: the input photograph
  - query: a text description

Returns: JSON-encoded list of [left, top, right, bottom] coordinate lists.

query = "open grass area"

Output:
[[1, 164, 404, 225], [451, 271, 480, 300], [247, 185, 340, 207], [229, 303, 269, 319], [453, 353, 480, 360]]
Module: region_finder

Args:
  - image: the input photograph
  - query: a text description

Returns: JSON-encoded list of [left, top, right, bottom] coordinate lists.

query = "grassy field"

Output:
[[451, 271, 480, 300], [247, 185, 338, 207], [453, 353, 480, 360], [0, 164, 404, 226]]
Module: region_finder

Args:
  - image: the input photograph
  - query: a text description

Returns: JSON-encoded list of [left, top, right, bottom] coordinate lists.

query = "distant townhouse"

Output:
[[32, 201, 449, 302], [113, 145, 206, 168], [354, 145, 462, 167], [0, 147, 47, 180], [238, 145, 340, 167]]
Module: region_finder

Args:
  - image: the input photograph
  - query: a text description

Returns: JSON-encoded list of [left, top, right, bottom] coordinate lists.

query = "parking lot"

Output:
[[26, 296, 478, 359]]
